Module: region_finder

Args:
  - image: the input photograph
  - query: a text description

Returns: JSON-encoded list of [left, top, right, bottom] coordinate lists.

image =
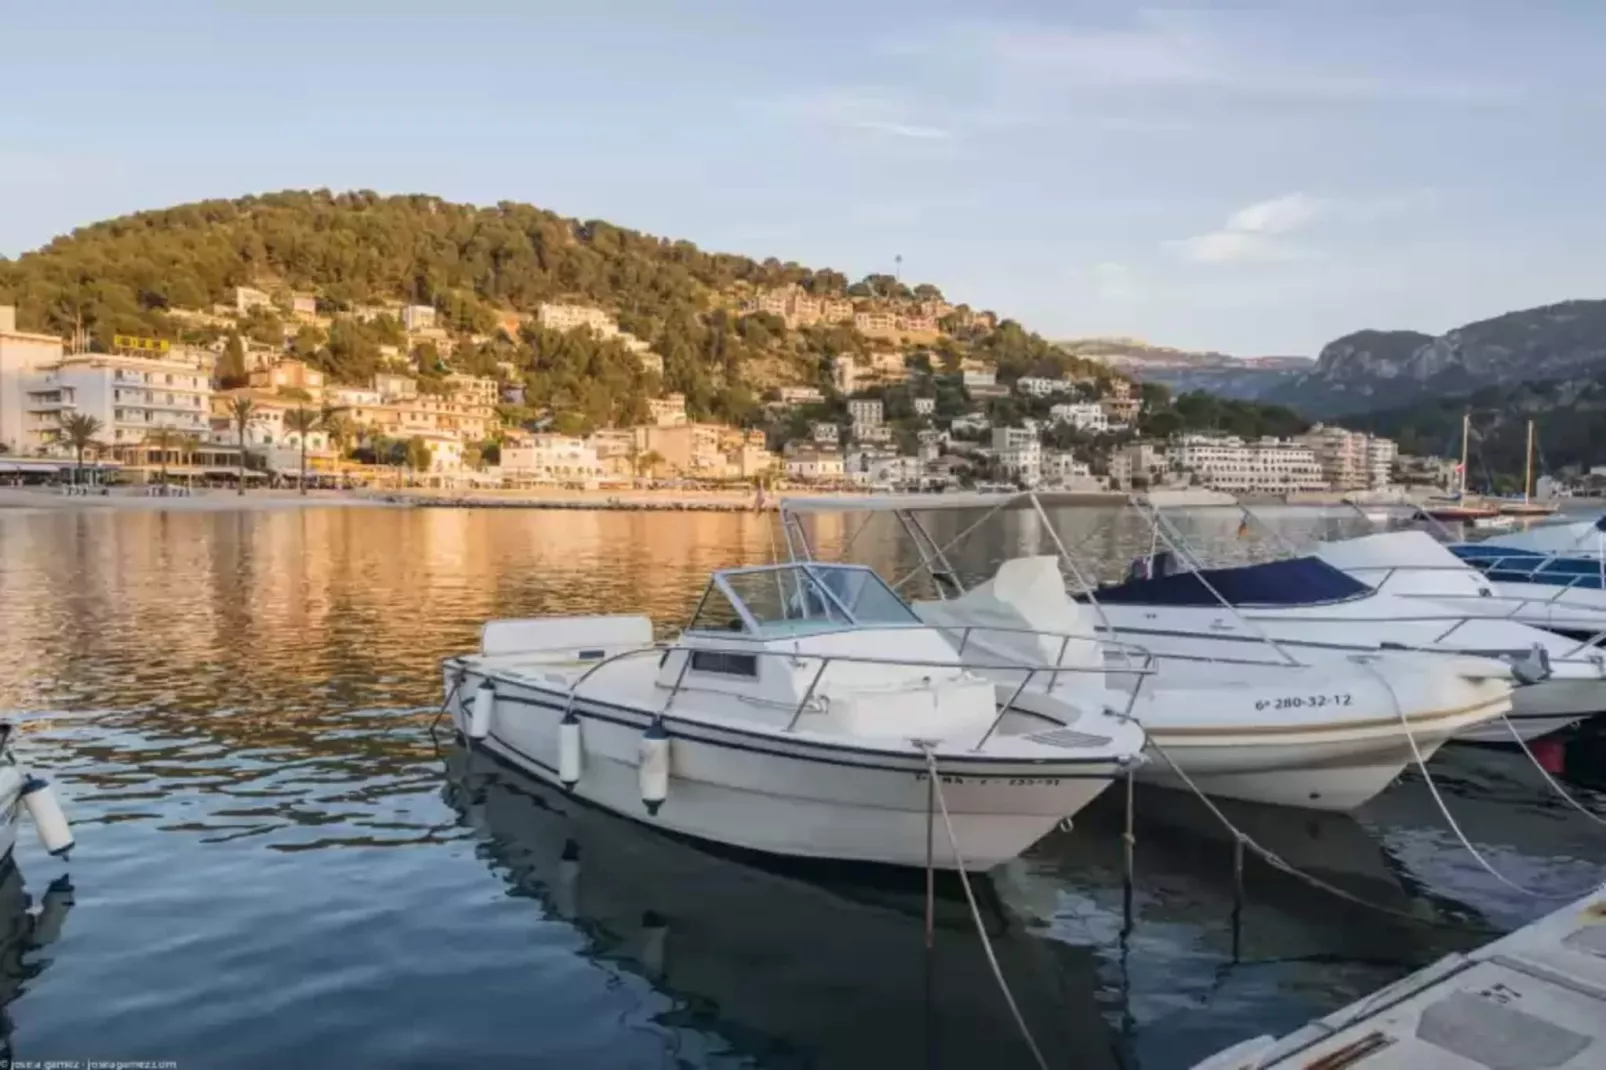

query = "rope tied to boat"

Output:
[[917, 743, 1050, 1070], [1142, 734, 1499, 935], [1353, 659, 1604, 901], [431, 666, 467, 745]]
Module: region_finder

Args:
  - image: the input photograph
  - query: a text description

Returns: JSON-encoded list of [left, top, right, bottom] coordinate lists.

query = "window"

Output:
[[689, 650, 759, 677]]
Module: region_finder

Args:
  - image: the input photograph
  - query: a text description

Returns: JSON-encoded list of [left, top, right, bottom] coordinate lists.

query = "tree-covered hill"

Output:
[[0, 189, 883, 341], [0, 189, 1108, 432]]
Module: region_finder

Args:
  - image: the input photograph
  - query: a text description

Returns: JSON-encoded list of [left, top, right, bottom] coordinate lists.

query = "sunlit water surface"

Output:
[[0, 504, 1601, 1069]]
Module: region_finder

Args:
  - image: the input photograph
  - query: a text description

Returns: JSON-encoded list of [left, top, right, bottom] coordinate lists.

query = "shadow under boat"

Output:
[[440, 742, 1119, 1070], [1002, 785, 1489, 960]]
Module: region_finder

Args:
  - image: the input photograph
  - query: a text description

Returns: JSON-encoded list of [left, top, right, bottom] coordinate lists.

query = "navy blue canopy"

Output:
[[1088, 556, 1371, 608]]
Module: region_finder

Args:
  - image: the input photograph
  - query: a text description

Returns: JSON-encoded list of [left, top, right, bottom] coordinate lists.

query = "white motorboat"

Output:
[[441, 562, 1147, 871], [914, 555, 1512, 810], [777, 494, 1516, 812], [1313, 529, 1606, 741]]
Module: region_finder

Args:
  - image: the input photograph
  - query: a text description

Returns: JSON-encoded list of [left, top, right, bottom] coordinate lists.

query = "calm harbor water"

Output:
[[0, 504, 1603, 1068]]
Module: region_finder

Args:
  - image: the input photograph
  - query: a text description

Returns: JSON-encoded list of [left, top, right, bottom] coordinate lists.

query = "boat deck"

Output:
[[1194, 885, 1606, 1068]]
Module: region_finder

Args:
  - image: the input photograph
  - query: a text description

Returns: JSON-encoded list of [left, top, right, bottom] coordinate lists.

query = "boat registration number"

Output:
[[1255, 693, 1352, 711]]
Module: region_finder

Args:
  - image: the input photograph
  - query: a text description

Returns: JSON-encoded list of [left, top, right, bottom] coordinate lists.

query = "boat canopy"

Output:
[[1091, 556, 1371, 608], [688, 563, 921, 638]]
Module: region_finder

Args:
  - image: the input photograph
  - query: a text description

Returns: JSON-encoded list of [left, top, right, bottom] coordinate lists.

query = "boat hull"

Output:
[[1139, 714, 1478, 810], [445, 666, 1128, 871]]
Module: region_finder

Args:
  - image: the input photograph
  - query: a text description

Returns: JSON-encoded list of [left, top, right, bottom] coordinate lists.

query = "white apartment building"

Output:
[[401, 305, 437, 331], [913, 397, 936, 416], [1171, 434, 1326, 493], [991, 426, 1038, 452], [997, 440, 1043, 486], [0, 306, 65, 453], [1042, 450, 1092, 486], [501, 434, 604, 483], [208, 393, 329, 452], [785, 450, 845, 482], [27, 348, 214, 452], [777, 386, 825, 406], [960, 367, 996, 389], [855, 424, 893, 445], [638, 352, 665, 377], [329, 385, 383, 408], [847, 399, 884, 428], [810, 421, 841, 445], [537, 303, 618, 338], [1367, 437, 1398, 489], [647, 393, 688, 427], [1300, 424, 1399, 490], [373, 372, 418, 399], [1050, 402, 1108, 433], [950, 413, 990, 435], [1015, 376, 1071, 398], [235, 286, 272, 314]]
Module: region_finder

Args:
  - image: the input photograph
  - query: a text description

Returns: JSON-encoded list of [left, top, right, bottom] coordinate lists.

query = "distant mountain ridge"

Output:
[[1055, 337, 1311, 401], [1267, 299, 1606, 417]]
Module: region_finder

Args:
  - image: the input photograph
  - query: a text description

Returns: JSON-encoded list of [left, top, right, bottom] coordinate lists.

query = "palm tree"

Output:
[[225, 396, 258, 496], [636, 449, 665, 481], [284, 407, 320, 495], [59, 413, 102, 486]]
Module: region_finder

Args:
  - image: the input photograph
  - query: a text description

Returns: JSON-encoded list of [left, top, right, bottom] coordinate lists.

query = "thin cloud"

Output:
[[754, 89, 953, 141], [1172, 193, 1326, 265], [885, 13, 1523, 111]]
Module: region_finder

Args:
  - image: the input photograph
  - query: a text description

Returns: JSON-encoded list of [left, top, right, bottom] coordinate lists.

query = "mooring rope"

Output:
[[919, 746, 1050, 1070], [1142, 735, 1497, 934], [431, 668, 466, 745], [1499, 714, 1606, 829], [1355, 661, 1602, 900]]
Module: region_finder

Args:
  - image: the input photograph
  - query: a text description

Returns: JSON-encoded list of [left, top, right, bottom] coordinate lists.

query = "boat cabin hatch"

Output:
[[686, 563, 922, 639]]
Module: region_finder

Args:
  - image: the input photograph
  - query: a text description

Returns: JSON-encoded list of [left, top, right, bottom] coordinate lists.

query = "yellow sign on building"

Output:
[[112, 335, 171, 353]]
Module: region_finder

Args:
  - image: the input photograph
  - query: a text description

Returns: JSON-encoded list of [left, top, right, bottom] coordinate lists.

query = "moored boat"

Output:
[[441, 561, 1146, 870], [777, 494, 1520, 811]]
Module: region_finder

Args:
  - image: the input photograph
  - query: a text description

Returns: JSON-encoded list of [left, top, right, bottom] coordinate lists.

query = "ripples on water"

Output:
[[0, 505, 1601, 1068]]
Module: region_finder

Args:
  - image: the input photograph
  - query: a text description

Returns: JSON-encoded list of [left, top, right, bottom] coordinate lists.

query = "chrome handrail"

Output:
[[535, 631, 1159, 750]]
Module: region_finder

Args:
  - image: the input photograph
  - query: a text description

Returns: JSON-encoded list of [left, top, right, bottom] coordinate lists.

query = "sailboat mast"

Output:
[[1525, 420, 1535, 503], [1460, 411, 1471, 497]]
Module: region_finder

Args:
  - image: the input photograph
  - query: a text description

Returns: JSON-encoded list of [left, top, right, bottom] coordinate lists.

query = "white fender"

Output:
[[468, 682, 495, 741], [558, 713, 583, 789], [20, 776, 73, 857], [639, 719, 669, 815]]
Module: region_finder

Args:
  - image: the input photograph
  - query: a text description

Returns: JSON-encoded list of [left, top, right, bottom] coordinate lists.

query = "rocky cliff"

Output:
[[1271, 300, 1606, 416]]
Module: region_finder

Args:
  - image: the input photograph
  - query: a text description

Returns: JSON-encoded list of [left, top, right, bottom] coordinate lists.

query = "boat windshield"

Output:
[[688, 564, 920, 637]]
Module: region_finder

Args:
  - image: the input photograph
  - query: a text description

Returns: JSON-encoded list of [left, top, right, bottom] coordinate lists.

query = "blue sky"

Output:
[[4, 1, 1604, 355]]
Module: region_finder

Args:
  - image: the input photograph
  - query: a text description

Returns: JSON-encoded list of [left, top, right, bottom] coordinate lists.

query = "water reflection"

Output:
[[0, 505, 1599, 1068], [442, 743, 1117, 1070], [0, 864, 73, 1060]]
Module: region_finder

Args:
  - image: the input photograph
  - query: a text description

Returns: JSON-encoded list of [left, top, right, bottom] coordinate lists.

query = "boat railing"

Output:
[[553, 633, 1157, 753], [1325, 561, 1606, 644], [1457, 549, 1605, 583]]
